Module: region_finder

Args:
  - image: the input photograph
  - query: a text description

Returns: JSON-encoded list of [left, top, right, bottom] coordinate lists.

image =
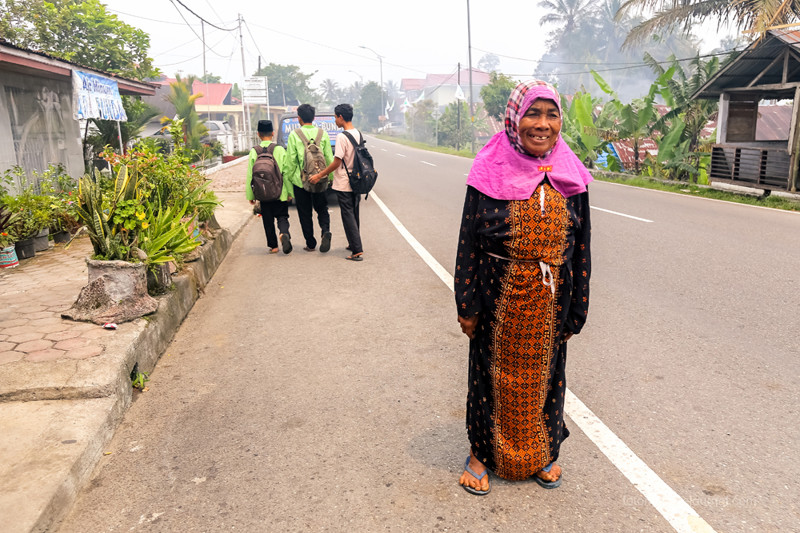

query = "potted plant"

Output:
[[62, 165, 158, 324], [0, 208, 19, 268]]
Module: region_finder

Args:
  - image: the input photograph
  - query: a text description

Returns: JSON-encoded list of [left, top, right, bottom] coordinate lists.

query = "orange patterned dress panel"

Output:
[[491, 183, 570, 480]]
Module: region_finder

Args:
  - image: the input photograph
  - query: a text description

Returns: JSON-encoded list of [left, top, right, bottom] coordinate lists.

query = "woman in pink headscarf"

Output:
[[455, 80, 592, 495]]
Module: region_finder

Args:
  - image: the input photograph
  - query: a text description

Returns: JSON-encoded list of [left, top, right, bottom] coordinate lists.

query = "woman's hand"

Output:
[[458, 315, 479, 340], [561, 331, 573, 343]]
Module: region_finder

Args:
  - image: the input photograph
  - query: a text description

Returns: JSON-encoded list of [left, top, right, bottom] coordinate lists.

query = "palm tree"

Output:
[[165, 75, 206, 152], [618, 0, 800, 47], [538, 0, 599, 34], [319, 79, 339, 104]]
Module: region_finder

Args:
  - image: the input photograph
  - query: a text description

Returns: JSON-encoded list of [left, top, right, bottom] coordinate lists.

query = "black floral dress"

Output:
[[454, 180, 591, 480]]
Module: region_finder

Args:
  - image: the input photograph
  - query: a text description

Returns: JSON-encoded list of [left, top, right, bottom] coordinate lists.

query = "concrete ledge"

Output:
[[709, 181, 766, 197], [203, 156, 246, 176]]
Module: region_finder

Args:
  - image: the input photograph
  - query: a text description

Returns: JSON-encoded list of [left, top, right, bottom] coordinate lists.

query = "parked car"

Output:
[[276, 112, 342, 195], [276, 112, 341, 150], [202, 120, 234, 155]]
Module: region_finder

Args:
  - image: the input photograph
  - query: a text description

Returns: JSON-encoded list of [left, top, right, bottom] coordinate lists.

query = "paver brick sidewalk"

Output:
[[0, 239, 109, 366], [0, 157, 251, 533]]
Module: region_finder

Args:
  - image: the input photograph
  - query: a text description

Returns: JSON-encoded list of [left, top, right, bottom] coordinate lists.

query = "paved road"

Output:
[[59, 138, 800, 532]]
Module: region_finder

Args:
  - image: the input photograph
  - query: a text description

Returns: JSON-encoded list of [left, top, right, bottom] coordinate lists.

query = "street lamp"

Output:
[[359, 45, 384, 124]]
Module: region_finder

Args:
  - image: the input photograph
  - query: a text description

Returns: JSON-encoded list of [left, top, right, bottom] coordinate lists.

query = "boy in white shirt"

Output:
[[309, 103, 363, 261]]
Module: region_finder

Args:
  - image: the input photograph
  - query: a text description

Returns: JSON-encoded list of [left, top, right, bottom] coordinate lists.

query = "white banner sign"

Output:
[[242, 76, 269, 104], [72, 71, 127, 121]]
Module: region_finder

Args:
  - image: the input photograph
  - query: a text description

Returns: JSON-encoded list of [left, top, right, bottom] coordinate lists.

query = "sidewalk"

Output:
[[0, 158, 252, 533]]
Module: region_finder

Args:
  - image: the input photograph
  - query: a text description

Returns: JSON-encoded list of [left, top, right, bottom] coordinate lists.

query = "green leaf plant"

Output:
[[68, 164, 143, 261]]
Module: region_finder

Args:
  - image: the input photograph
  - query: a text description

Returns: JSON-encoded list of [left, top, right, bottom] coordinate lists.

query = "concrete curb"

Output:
[[2, 213, 254, 533]]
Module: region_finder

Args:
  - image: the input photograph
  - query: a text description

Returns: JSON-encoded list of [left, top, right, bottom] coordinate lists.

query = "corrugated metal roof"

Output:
[[693, 30, 800, 99]]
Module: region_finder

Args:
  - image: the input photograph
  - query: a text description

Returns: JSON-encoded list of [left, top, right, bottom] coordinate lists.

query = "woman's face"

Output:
[[518, 99, 561, 157]]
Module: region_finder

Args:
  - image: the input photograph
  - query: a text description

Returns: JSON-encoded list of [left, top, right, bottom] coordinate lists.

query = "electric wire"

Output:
[[168, 0, 232, 59], [171, 0, 237, 31]]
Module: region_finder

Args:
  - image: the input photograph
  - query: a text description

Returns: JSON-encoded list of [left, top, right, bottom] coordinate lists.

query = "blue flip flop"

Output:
[[461, 456, 491, 496], [534, 462, 562, 489]]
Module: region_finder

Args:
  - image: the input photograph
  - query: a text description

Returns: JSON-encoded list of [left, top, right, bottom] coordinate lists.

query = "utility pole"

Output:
[[238, 14, 250, 143], [202, 20, 210, 121], [467, 0, 475, 153], [457, 63, 461, 151]]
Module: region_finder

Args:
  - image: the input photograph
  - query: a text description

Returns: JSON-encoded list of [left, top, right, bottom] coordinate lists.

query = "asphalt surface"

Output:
[[59, 137, 800, 532]]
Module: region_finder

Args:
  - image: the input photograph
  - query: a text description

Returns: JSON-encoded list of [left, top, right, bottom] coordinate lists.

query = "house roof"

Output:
[[0, 39, 156, 96], [401, 68, 490, 94], [191, 81, 232, 106], [693, 29, 800, 100]]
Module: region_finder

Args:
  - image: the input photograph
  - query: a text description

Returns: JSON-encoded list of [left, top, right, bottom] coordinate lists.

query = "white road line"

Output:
[[396, 153, 407, 157], [566, 392, 715, 533], [591, 206, 653, 223], [370, 190, 715, 533], [421, 161, 437, 167]]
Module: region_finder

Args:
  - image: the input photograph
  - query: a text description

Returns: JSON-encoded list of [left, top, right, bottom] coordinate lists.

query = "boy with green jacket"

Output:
[[246, 120, 292, 254], [283, 103, 334, 252]]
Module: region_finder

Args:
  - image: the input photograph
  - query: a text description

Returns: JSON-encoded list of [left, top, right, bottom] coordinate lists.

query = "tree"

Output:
[[198, 73, 222, 84], [253, 63, 316, 107], [0, 0, 157, 80], [480, 72, 517, 121], [538, 0, 598, 36], [165, 75, 207, 154], [618, 0, 800, 47], [405, 99, 435, 143], [355, 82, 382, 131], [319, 79, 340, 105], [438, 102, 474, 150], [477, 53, 500, 73]]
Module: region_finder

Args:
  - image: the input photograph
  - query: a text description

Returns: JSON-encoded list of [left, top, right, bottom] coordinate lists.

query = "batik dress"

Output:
[[454, 180, 591, 481]]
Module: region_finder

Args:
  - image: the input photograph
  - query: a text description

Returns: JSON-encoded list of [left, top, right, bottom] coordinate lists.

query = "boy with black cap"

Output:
[[246, 119, 292, 254]]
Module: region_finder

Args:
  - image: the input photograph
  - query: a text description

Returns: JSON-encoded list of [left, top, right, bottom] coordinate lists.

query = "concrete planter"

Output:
[[62, 260, 159, 324]]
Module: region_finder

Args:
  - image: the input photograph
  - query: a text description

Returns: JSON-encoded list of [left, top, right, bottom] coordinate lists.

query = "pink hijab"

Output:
[[466, 80, 592, 200]]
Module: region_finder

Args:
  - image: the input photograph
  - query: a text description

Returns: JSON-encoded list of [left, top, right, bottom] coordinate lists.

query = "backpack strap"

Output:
[[313, 127, 322, 147], [341, 130, 360, 149], [294, 127, 310, 146]]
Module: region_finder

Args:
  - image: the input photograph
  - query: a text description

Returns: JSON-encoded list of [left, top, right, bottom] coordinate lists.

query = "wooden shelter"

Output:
[[693, 29, 800, 192]]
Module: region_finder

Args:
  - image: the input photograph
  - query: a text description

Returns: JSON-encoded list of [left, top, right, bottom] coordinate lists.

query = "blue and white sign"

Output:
[[73, 71, 127, 121]]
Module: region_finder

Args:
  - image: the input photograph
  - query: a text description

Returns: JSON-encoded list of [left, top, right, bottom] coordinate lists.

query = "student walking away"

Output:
[[455, 81, 592, 495], [310, 103, 370, 261], [283, 103, 334, 252], [246, 120, 293, 254]]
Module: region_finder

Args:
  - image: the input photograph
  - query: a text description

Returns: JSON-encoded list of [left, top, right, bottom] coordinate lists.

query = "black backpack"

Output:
[[251, 143, 283, 201], [341, 130, 378, 197]]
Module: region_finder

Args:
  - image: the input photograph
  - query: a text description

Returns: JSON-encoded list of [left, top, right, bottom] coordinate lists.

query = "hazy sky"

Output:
[[103, 0, 733, 89]]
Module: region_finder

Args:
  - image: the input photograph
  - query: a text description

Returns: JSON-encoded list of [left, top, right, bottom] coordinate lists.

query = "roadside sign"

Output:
[[243, 76, 269, 105]]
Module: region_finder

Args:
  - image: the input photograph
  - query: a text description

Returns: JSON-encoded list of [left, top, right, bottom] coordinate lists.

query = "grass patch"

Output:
[[594, 174, 800, 212], [374, 135, 475, 158]]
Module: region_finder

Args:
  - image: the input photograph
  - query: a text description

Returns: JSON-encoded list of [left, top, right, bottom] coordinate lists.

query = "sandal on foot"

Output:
[[461, 456, 490, 496], [345, 253, 363, 261], [303, 246, 316, 252], [269, 248, 279, 254], [280, 234, 292, 254], [320, 232, 332, 253], [534, 463, 562, 489]]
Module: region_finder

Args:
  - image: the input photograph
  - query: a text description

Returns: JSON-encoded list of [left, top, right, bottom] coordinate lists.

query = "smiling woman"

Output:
[[455, 80, 593, 496]]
